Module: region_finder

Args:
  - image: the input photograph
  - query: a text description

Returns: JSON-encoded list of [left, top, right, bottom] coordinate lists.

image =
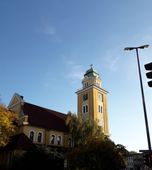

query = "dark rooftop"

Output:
[[23, 102, 68, 132]]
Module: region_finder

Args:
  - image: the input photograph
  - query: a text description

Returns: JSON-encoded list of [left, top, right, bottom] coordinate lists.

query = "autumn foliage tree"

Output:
[[0, 104, 17, 147]]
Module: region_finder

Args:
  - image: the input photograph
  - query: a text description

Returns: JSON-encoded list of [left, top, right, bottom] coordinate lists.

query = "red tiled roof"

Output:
[[23, 102, 68, 132]]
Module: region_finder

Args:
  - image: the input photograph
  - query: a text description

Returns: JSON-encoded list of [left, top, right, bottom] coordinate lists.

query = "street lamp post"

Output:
[[124, 45, 151, 152]]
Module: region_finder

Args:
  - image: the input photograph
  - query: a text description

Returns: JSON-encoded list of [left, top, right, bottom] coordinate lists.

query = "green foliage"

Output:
[[66, 112, 126, 170], [0, 104, 17, 147], [116, 144, 129, 156], [66, 111, 104, 147]]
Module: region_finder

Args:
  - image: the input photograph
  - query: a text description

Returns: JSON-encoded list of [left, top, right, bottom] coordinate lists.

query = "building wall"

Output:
[[17, 125, 69, 148], [8, 93, 70, 149], [77, 87, 93, 119], [77, 86, 109, 136]]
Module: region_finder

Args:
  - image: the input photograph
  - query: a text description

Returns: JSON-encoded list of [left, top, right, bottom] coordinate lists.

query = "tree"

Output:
[[116, 144, 129, 156], [67, 138, 126, 170], [66, 111, 104, 147], [10, 146, 64, 170], [66, 112, 126, 170], [0, 104, 17, 147]]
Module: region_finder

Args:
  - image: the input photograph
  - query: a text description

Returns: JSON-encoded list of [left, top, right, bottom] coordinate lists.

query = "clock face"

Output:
[[83, 94, 88, 101]]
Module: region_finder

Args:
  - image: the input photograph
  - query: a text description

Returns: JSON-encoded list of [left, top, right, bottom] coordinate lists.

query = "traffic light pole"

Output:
[[136, 48, 151, 152]]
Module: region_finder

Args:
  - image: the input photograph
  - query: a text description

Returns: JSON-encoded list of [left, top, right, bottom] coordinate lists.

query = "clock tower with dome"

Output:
[[76, 65, 109, 136]]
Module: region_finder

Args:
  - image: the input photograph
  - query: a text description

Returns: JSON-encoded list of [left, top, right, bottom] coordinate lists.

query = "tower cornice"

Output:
[[76, 84, 108, 95]]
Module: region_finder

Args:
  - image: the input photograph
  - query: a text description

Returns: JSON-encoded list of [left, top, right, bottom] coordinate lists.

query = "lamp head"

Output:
[[138, 44, 149, 49], [124, 44, 149, 51]]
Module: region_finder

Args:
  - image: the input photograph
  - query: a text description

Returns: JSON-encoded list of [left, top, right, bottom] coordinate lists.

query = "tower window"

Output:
[[98, 105, 103, 113], [98, 93, 103, 102], [83, 106, 85, 113], [84, 82, 88, 88], [101, 106, 103, 113], [98, 105, 100, 112], [82, 105, 88, 114], [86, 105, 88, 112]]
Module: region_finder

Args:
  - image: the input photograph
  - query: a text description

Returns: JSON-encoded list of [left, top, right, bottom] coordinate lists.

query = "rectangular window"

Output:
[[98, 105, 100, 112], [98, 105, 103, 113], [101, 94, 103, 102], [84, 82, 88, 88], [101, 106, 103, 113], [98, 94, 101, 101], [86, 105, 88, 113], [83, 106, 85, 113], [98, 93, 103, 102]]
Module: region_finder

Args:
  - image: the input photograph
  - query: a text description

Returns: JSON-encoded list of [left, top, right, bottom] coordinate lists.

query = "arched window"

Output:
[[82, 104, 88, 114], [57, 135, 62, 145], [50, 134, 55, 145], [29, 131, 35, 142], [37, 132, 42, 143], [68, 137, 72, 147], [86, 105, 88, 113]]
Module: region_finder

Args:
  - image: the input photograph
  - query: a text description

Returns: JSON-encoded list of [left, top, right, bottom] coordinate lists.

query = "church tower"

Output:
[[76, 65, 109, 136]]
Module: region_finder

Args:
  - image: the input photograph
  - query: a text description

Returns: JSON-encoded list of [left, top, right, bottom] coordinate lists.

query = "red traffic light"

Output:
[[149, 153, 152, 160]]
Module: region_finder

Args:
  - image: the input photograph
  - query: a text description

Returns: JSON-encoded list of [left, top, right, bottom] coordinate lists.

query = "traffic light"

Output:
[[149, 153, 152, 167], [144, 62, 152, 87], [143, 153, 149, 166]]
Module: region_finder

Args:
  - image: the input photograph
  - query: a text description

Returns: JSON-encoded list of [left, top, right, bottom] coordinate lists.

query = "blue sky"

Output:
[[1, 0, 152, 152]]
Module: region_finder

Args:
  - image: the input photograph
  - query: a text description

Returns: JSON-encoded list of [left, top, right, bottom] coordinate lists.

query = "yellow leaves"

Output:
[[0, 104, 17, 147]]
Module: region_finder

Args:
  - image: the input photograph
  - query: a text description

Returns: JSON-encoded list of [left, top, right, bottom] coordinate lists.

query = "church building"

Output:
[[8, 65, 109, 148]]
